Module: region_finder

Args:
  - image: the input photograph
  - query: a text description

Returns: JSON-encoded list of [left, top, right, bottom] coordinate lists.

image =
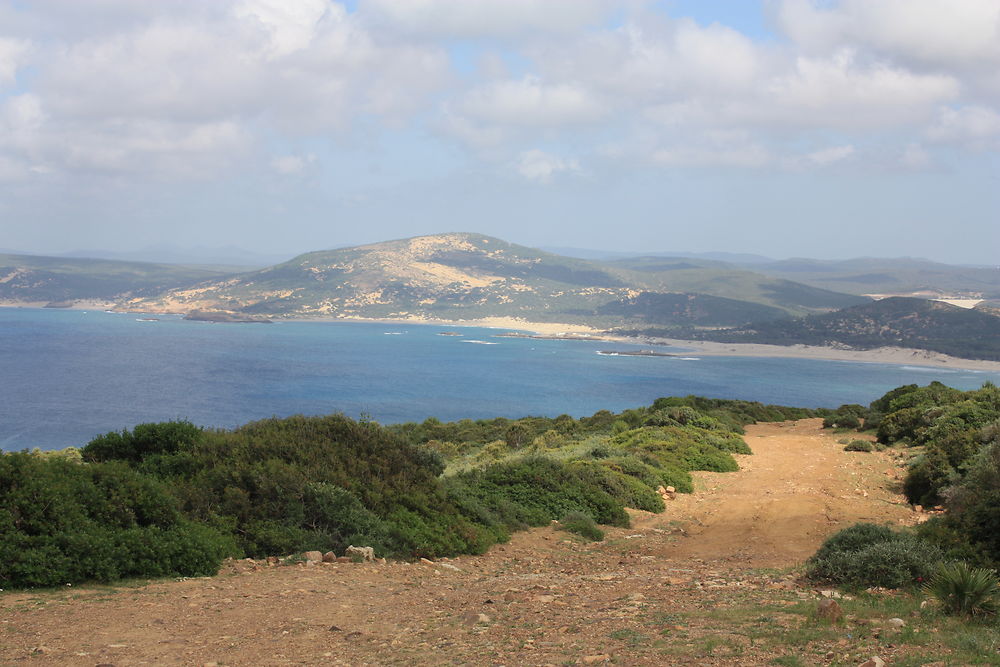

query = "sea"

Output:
[[3, 307, 999, 451]]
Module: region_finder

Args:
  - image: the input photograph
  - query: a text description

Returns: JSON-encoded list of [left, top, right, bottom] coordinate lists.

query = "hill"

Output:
[[746, 257, 1000, 299], [121, 233, 866, 326], [0, 254, 235, 305], [690, 296, 1000, 361]]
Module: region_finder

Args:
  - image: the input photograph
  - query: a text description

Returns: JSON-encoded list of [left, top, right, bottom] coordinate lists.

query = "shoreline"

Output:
[[637, 337, 1000, 372], [5, 302, 1000, 372]]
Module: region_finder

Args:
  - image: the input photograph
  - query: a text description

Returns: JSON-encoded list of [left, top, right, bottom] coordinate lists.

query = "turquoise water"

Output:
[[2, 307, 998, 451]]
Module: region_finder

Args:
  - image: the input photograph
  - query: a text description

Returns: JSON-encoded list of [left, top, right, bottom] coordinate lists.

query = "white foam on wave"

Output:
[[462, 339, 498, 345], [900, 365, 957, 373]]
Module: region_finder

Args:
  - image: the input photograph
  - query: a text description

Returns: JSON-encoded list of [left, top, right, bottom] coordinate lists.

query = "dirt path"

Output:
[[654, 419, 911, 567], [1, 419, 919, 666]]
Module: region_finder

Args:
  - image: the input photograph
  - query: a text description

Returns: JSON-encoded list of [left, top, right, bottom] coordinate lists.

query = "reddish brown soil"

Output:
[[1, 419, 918, 666]]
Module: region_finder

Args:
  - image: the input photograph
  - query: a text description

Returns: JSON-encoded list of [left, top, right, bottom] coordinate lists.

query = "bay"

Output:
[[2, 307, 998, 451]]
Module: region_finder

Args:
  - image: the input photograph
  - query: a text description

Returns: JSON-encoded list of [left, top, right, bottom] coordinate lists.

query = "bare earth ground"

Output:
[[1, 420, 922, 666]]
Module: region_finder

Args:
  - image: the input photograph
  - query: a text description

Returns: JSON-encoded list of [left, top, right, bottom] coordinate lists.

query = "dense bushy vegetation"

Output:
[[813, 381, 1000, 589], [2, 396, 804, 588], [0, 453, 234, 588], [806, 523, 943, 590]]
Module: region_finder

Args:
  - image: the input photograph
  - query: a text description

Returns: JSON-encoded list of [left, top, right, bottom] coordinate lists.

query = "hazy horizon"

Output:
[[1, 1, 998, 264], [4, 234, 993, 270]]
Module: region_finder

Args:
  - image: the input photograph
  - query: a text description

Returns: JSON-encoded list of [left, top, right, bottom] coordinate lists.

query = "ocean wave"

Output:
[[461, 339, 498, 345]]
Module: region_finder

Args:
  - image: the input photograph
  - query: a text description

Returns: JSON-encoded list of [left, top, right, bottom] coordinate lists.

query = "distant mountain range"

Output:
[[0, 253, 231, 305], [3, 233, 999, 360], [747, 257, 1000, 298], [1, 244, 294, 269]]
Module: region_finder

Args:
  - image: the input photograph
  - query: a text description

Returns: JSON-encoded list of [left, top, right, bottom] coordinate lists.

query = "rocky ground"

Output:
[[1, 420, 931, 666]]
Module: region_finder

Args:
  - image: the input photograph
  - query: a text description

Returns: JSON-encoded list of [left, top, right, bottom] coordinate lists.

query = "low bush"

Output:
[[446, 457, 629, 530], [558, 511, 604, 541], [824, 406, 865, 430], [844, 440, 874, 452], [807, 523, 943, 589], [571, 461, 663, 513]]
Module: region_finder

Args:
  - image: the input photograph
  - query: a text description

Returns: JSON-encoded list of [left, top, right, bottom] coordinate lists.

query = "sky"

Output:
[[0, 0, 998, 264]]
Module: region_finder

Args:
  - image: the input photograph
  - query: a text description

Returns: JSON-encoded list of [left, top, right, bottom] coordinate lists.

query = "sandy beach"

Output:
[[635, 337, 1000, 372], [330, 315, 1000, 372]]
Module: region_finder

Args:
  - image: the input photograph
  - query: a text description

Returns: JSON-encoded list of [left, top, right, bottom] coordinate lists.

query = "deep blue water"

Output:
[[2, 307, 998, 451]]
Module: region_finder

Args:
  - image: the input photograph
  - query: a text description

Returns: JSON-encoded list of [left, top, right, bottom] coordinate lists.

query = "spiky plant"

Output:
[[923, 561, 1000, 617]]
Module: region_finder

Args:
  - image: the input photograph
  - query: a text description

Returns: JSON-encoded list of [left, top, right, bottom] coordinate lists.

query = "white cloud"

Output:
[[806, 144, 854, 165], [899, 143, 931, 169], [0, 37, 30, 87], [234, 0, 329, 58], [531, 18, 766, 104], [516, 149, 579, 183], [0, 1, 450, 181], [0, 0, 997, 186], [272, 153, 317, 174], [360, 0, 614, 38], [454, 76, 604, 128], [733, 50, 959, 130], [774, 0, 1000, 67], [927, 106, 1000, 148]]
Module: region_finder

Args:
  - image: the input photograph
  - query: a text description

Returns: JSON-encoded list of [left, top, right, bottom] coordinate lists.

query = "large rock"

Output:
[[816, 598, 843, 623], [302, 550, 323, 563], [345, 545, 375, 562]]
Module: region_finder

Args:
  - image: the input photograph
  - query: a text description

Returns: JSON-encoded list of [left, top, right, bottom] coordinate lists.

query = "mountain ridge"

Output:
[[120, 232, 866, 326]]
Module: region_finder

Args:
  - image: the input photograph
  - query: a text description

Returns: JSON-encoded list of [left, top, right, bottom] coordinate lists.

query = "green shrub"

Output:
[[824, 404, 867, 430], [82, 420, 203, 464], [446, 457, 629, 529], [558, 511, 604, 541], [0, 453, 234, 588], [924, 561, 1000, 617], [903, 447, 958, 507], [807, 524, 943, 589], [940, 441, 1000, 560], [916, 517, 991, 566], [810, 523, 897, 562], [571, 461, 664, 513], [844, 440, 874, 452]]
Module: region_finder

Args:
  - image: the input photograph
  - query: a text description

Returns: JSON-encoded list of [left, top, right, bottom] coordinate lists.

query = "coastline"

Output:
[[4, 302, 999, 372], [637, 337, 1000, 372], [294, 315, 1000, 371]]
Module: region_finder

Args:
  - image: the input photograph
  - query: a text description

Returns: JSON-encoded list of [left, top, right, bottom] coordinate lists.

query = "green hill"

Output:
[[0, 254, 235, 305], [747, 257, 1000, 299], [693, 297, 1000, 361], [122, 233, 866, 326]]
